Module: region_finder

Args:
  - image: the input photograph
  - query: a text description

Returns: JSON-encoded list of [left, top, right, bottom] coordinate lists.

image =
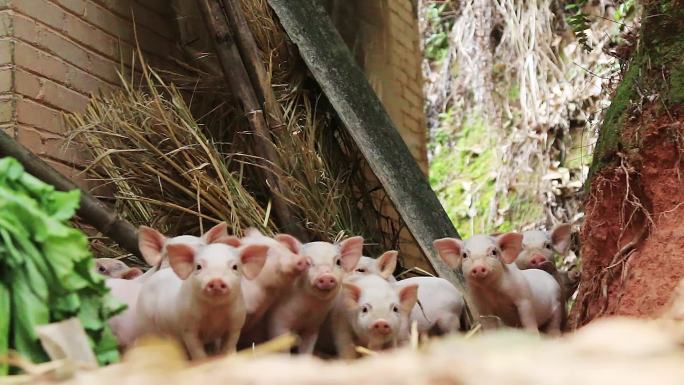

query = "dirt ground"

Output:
[[572, 106, 684, 326]]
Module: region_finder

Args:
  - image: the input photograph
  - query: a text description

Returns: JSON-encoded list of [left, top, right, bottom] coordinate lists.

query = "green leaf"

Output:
[[0, 282, 10, 376]]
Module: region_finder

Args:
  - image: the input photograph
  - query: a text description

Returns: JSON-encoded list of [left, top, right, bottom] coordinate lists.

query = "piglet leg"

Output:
[[333, 325, 357, 359], [297, 331, 319, 355], [544, 305, 563, 337], [182, 331, 207, 360], [515, 299, 539, 333], [219, 329, 241, 355]]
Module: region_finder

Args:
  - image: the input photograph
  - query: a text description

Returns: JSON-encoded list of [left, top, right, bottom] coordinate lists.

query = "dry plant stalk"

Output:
[[66, 67, 273, 241]]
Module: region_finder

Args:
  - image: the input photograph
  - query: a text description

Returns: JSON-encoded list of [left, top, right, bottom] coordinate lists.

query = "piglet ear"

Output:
[[343, 283, 362, 309], [244, 227, 264, 237], [166, 244, 196, 280], [202, 222, 229, 243], [550, 223, 572, 254], [377, 250, 398, 280], [338, 236, 364, 272], [239, 244, 269, 280], [214, 235, 242, 248], [121, 267, 143, 280], [497, 232, 524, 264], [274, 234, 302, 254], [433, 238, 463, 269], [138, 226, 167, 267], [398, 284, 419, 313]]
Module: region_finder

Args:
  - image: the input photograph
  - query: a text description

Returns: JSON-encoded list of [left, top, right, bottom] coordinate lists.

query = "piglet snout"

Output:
[[315, 274, 338, 291], [371, 319, 392, 335], [470, 265, 489, 279], [204, 278, 230, 296], [529, 254, 547, 267]]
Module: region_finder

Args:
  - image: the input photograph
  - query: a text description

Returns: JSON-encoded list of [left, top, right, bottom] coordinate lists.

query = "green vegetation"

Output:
[[0, 157, 123, 374], [429, 115, 541, 235], [423, 2, 455, 62]]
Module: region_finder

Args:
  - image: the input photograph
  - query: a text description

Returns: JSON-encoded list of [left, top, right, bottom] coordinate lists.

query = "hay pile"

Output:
[[23, 281, 684, 385], [66, 0, 401, 267]]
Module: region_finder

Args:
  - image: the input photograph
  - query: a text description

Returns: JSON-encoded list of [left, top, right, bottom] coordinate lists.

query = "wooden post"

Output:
[[196, 0, 308, 241], [0, 130, 141, 258], [266, 0, 462, 285]]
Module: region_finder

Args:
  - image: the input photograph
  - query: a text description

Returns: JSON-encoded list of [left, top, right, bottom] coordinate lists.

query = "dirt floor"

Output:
[[572, 106, 684, 326]]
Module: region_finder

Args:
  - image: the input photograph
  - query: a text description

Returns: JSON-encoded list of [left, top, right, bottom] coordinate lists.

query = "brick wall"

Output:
[[0, 0, 177, 187]]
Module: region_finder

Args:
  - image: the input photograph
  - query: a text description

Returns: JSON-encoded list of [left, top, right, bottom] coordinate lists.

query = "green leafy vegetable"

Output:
[[0, 157, 124, 375]]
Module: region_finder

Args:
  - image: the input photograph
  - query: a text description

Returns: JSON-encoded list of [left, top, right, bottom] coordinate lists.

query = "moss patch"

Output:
[[429, 115, 541, 235], [588, 2, 684, 181]]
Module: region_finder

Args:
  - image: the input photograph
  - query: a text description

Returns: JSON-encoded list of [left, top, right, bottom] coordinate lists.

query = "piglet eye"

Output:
[[356, 268, 366, 273], [361, 305, 369, 314], [462, 252, 468, 259], [98, 266, 106, 273], [392, 305, 399, 313], [491, 249, 498, 256], [545, 243, 553, 250], [335, 258, 342, 267], [196, 264, 202, 271], [232, 264, 239, 272]]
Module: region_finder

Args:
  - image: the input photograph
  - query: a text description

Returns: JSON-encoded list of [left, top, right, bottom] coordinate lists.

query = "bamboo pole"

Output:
[[195, 0, 307, 241]]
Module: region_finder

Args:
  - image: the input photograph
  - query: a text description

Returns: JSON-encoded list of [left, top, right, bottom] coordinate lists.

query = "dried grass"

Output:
[[66, 67, 272, 240]]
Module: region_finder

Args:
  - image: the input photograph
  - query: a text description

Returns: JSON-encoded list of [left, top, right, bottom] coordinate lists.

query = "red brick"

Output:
[[0, 66, 12, 93], [43, 156, 87, 187], [14, 40, 113, 95], [16, 97, 64, 133], [0, 123, 15, 137], [403, 87, 423, 108], [92, 0, 173, 38], [0, 10, 12, 37], [0, 40, 12, 65], [0, 95, 14, 122], [16, 68, 89, 112], [16, 125, 44, 152], [11, 0, 119, 59]]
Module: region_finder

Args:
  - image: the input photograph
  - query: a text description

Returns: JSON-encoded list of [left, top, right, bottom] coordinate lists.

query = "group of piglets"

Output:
[[433, 224, 579, 335], [95, 222, 578, 360]]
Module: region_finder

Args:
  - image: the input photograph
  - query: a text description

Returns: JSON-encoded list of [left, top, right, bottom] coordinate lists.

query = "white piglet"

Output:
[[136, 222, 237, 281], [396, 277, 464, 336], [332, 275, 418, 358], [238, 230, 310, 346], [434, 233, 562, 335], [353, 251, 398, 282], [95, 258, 143, 280], [353, 251, 464, 336], [137, 240, 267, 359], [266, 236, 364, 354]]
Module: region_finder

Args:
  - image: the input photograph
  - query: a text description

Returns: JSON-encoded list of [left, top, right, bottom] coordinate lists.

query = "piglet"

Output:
[[105, 278, 143, 350], [353, 251, 464, 336], [265, 236, 363, 354], [434, 233, 563, 335], [396, 276, 464, 336], [137, 240, 267, 359], [331, 275, 417, 358], [239, 229, 310, 335], [95, 258, 143, 280], [515, 223, 572, 276], [353, 251, 398, 282], [136, 222, 237, 281]]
